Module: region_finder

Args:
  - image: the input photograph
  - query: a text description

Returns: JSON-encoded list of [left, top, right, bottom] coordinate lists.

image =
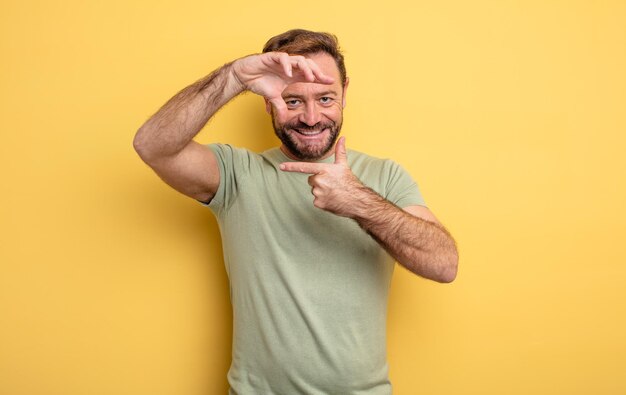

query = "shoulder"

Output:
[[347, 149, 424, 206], [207, 143, 266, 169], [208, 143, 256, 159], [347, 149, 403, 177]]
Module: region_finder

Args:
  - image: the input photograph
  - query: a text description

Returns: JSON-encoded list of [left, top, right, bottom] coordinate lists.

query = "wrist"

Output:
[[225, 61, 246, 95], [347, 184, 385, 220]]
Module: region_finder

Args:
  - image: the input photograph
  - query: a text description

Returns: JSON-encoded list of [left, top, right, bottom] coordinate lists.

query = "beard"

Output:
[[271, 115, 342, 161]]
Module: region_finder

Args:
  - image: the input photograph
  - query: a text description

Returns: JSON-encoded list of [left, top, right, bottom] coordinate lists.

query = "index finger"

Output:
[[270, 52, 293, 77], [305, 58, 335, 85], [279, 162, 328, 174]]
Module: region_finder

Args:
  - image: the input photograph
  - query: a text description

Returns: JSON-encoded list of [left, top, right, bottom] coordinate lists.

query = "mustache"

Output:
[[283, 121, 335, 131]]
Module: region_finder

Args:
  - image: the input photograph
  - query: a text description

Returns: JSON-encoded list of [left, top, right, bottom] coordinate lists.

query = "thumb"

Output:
[[334, 136, 347, 165], [268, 97, 288, 122]]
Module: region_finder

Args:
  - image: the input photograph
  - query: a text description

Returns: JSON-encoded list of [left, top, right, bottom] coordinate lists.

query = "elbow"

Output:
[[133, 126, 178, 165], [437, 253, 459, 283], [133, 128, 145, 155], [404, 252, 459, 283], [133, 128, 153, 162], [438, 265, 457, 283]]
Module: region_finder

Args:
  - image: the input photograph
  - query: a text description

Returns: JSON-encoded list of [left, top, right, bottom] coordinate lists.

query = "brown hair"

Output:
[[262, 29, 347, 86]]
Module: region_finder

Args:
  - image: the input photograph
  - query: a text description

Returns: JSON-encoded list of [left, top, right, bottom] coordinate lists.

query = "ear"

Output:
[[342, 77, 350, 108], [264, 97, 272, 114]]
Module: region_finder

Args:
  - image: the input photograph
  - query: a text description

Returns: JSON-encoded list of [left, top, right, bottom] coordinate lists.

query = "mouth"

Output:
[[291, 128, 328, 137]]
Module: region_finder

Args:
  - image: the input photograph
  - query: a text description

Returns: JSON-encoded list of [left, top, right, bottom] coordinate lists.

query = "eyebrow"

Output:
[[282, 90, 339, 99]]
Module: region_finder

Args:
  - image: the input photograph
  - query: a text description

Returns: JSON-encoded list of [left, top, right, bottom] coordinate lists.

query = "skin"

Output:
[[267, 52, 347, 161], [134, 50, 458, 283]]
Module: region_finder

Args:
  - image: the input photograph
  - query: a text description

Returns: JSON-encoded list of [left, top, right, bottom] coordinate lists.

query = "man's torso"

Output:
[[205, 145, 425, 394]]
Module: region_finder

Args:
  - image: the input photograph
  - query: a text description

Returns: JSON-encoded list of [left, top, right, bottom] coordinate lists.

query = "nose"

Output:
[[298, 101, 322, 126]]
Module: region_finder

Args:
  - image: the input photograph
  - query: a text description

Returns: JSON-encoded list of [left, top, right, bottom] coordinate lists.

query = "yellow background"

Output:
[[1, 0, 625, 394]]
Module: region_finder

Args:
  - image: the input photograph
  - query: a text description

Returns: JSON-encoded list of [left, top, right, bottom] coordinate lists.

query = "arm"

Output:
[[280, 137, 459, 283], [133, 61, 242, 202], [133, 53, 333, 202], [352, 197, 458, 283]]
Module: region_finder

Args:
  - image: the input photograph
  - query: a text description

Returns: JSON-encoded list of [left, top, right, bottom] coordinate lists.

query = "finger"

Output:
[[334, 136, 348, 165], [306, 58, 335, 84], [310, 182, 321, 196], [272, 52, 293, 77], [280, 162, 327, 174], [292, 56, 315, 82], [312, 189, 323, 200], [269, 97, 288, 120]]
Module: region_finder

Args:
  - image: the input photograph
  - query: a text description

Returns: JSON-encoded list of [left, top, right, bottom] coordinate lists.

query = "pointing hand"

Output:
[[279, 137, 367, 218]]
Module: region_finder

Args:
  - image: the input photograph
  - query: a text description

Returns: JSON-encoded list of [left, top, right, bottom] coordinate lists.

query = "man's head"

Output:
[[263, 29, 349, 161]]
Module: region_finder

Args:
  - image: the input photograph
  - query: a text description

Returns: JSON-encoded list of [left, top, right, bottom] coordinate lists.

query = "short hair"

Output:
[[262, 29, 347, 86]]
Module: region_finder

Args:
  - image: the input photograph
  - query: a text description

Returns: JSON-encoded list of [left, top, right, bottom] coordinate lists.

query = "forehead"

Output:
[[282, 52, 343, 96], [306, 52, 341, 79]]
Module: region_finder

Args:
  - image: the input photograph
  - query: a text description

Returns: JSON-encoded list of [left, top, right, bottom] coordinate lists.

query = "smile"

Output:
[[292, 128, 328, 137]]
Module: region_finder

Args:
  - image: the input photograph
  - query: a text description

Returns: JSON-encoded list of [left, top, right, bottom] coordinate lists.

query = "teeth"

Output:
[[295, 128, 325, 136]]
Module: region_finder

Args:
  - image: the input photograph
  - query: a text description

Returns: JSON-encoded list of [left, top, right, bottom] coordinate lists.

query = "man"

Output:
[[134, 29, 458, 394]]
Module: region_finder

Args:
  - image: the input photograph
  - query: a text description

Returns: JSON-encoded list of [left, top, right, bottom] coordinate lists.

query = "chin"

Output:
[[271, 117, 342, 161], [284, 135, 336, 161]]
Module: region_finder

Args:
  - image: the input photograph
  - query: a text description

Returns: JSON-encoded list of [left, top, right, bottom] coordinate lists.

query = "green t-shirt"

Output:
[[205, 144, 426, 395]]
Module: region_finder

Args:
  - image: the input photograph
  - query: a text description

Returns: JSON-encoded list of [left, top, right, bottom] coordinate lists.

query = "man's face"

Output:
[[270, 52, 348, 161]]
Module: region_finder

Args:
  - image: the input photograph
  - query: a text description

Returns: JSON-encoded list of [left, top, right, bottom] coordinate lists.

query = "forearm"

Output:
[[133, 61, 244, 161], [279, 138, 459, 283], [351, 188, 459, 283]]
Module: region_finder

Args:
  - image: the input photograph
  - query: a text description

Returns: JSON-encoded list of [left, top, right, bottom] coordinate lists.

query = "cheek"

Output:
[[321, 104, 343, 119]]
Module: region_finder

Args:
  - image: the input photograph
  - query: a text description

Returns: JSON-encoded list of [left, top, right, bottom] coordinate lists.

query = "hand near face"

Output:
[[231, 52, 335, 120], [280, 137, 368, 218]]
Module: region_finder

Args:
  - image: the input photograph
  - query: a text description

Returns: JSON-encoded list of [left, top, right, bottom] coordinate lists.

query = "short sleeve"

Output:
[[200, 143, 252, 214], [384, 160, 427, 208]]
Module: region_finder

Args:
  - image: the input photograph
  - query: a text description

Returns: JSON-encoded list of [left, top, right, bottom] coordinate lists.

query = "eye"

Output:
[[319, 97, 333, 105], [285, 99, 301, 108]]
